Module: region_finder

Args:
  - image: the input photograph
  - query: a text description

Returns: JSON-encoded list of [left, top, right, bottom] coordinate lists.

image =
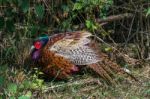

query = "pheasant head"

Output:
[[30, 34, 49, 60]]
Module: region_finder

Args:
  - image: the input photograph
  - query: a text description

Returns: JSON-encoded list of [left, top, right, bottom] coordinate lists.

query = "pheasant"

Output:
[[30, 31, 137, 84]]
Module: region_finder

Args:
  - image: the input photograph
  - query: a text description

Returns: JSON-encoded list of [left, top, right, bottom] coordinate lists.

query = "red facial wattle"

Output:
[[34, 41, 42, 49]]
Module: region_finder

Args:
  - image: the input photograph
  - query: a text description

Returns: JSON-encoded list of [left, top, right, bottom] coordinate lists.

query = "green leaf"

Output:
[[36, 79, 44, 86], [85, 20, 92, 29], [35, 4, 45, 19], [91, 24, 97, 30], [18, 0, 29, 13], [7, 0, 17, 4], [0, 0, 7, 4], [31, 83, 38, 89], [0, 17, 4, 30], [4, 8, 14, 17], [10, 97, 15, 99], [18, 91, 32, 99], [7, 83, 17, 94], [25, 91, 32, 97], [62, 5, 70, 12], [0, 64, 8, 73], [73, 2, 83, 10], [5, 19, 15, 33], [30, 25, 39, 36], [85, 20, 97, 31], [0, 76, 5, 87], [23, 80, 31, 89], [146, 7, 150, 17], [144, 89, 150, 95], [104, 47, 113, 52], [18, 96, 30, 99]]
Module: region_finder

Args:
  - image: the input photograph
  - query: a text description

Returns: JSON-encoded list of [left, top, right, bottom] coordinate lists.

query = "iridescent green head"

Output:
[[30, 34, 49, 60]]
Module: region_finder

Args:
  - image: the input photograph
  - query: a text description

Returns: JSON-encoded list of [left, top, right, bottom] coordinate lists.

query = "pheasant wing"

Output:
[[49, 31, 101, 65]]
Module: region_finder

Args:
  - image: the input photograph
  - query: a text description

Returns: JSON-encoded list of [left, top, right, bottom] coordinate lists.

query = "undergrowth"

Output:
[[0, 0, 150, 98]]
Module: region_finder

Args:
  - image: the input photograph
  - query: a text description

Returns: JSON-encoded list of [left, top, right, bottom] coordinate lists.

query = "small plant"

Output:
[[0, 64, 46, 98]]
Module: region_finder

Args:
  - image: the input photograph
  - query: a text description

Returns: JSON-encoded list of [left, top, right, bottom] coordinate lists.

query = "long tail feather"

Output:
[[88, 53, 138, 84], [88, 63, 116, 85], [103, 57, 138, 81]]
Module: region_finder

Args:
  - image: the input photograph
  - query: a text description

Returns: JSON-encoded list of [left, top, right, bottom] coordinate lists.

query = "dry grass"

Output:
[[32, 64, 150, 99]]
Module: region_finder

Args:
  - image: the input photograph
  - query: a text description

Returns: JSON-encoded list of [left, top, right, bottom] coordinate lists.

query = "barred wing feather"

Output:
[[49, 31, 100, 65]]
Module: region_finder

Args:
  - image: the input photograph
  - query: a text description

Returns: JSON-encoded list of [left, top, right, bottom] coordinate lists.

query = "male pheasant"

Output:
[[30, 31, 137, 84]]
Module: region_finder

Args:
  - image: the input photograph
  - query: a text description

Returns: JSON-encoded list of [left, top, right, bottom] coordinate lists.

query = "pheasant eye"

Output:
[[34, 41, 42, 49]]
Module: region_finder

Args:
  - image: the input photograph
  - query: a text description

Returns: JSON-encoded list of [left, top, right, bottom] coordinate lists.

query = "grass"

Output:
[[0, 36, 150, 99]]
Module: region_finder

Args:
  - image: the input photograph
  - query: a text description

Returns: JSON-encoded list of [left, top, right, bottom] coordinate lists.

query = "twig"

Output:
[[42, 78, 101, 93]]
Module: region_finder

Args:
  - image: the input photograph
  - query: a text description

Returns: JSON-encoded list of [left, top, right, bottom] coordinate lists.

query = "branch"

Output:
[[96, 13, 134, 23], [79, 13, 134, 28]]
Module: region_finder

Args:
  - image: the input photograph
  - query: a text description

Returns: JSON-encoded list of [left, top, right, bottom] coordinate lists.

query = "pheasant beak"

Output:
[[30, 45, 35, 54]]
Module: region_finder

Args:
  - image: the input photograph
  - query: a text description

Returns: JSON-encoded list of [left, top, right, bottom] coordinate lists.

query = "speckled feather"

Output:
[[48, 31, 100, 65]]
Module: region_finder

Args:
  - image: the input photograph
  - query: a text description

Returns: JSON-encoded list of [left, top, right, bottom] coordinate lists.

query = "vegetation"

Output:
[[0, 0, 150, 98]]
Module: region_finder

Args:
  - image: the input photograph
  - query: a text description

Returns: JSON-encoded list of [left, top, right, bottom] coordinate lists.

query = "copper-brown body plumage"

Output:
[[31, 31, 137, 84]]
